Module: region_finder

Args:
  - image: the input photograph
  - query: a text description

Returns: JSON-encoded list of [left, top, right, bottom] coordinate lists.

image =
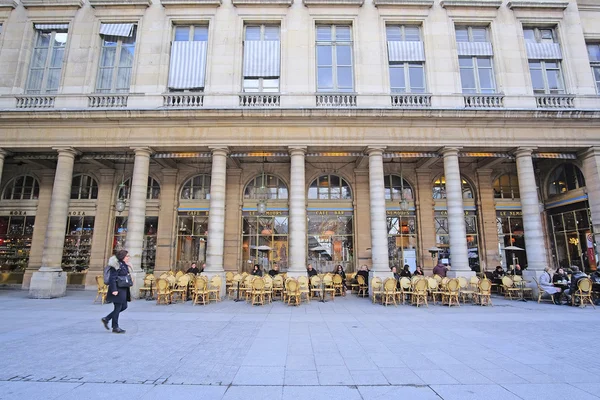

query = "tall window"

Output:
[[180, 174, 211, 200], [524, 27, 564, 94], [2, 175, 40, 200], [316, 25, 353, 92], [493, 174, 520, 199], [548, 163, 586, 196], [70, 174, 99, 200], [308, 174, 352, 200], [96, 23, 137, 93], [432, 176, 473, 200], [26, 25, 68, 94], [456, 26, 495, 94], [386, 25, 426, 93], [243, 25, 280, 92], [168, 25, 208, 92], [587, 43, 600, 93], [118, 177, 161, 200], [244, 174, 288, 200]]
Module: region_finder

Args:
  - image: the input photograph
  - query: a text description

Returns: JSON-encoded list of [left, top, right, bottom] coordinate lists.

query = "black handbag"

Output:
[[116, 275, 133, 288]]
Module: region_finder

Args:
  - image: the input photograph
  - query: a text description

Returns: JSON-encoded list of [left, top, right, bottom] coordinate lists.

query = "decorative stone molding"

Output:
[[0, 0, 17, 8], [316, 94, 357, 107], [440, 0, 502, 8], [21, 0, 83, 8], [88, 94, 128, 108], [15, 95, 55, 109], [303, 0, 363, 6], [535, 94, 575, 109], [239, 94, 280, 107], [373, 0, 432, 6], [163, 93, 204, 107], [507, 0, 568, 9], [232, 0, 292, 5], [463, 94, 504, 108], [160, 0, 221, 6], [89, 0, 150, 7], [391, 93, 431, 108], [577, 0, 600, 11]]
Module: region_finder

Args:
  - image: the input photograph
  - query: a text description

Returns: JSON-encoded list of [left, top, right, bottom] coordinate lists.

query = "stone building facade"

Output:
[[0, 0, 598, 297]]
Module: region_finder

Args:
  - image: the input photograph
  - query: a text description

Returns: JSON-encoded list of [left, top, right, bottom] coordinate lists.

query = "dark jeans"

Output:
[[105, 301, 128, 329]]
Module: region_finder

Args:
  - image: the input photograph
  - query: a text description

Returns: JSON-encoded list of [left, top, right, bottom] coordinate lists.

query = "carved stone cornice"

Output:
[[21, 0, 83, 8], [303, 0, 363, 6], [232, 0, 292, 6], [160, 0, 221, 6], [373, 0, 433, 7], [507, 0, 569, 9], [440, 0, 502, 8], [0, 0, 17, 8], [89, 0, 151, 7]]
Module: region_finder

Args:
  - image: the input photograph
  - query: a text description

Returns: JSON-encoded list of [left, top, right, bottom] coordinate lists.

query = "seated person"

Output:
[[268, 263, 280, 277], [400, 264, 412, 278], [391, 266, 400, 280], [514, 264, 523, 276], [552, 267, 569, 284], [432, 262, 448, 278], [334, 264, 347, 291], [565, 266, 587, 303], [413, 266, 424, 276], [540, 266, 562, 305], [356, 265, 370, 289], [589, 269, 600, 284], [251, 264, 263, 277], [492, 265, 505, 280], [307, 264, 318, 278], [186, 262, 200, 275]]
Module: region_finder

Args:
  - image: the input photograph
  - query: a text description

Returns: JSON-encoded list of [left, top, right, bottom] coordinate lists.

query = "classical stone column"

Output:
[[205, 147, 228, 295], [441, 147, 472, 277], [515, 148, 547, 274], [0, 149, 7, 188], [367, 147, 391, 279], [476, 169, 500, 273], [125, 147, 152, 298], [29, 147, 79, 298], [582, 147, 600, 267], [154, 169, 178, 275], [287, 146, 307, 277], [416, 169, 435, 274]]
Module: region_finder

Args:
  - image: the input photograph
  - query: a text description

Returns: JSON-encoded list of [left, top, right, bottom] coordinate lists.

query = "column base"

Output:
[[447, 270, 476, 279], [204, 271, 226, 300], [28, 269, 67, 299], [369, 270, 393, 282], [129, 271, 147, 300], [286, 270, 308, 279]]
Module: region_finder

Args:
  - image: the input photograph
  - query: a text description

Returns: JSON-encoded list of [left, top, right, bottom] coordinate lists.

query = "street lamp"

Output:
[[428, 246, 442, 267], [256, 157, 268, 215], [115, 154, 127, 214]]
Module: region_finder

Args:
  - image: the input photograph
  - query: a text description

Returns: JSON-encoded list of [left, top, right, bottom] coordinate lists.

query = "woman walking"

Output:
[[101, 250, 132, 333]]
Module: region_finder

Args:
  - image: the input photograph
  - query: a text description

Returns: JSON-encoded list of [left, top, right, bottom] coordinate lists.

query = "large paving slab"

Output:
[[1, 290, 599, 400]]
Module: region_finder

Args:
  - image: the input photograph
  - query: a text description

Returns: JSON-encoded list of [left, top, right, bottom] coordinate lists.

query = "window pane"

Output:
[[335, 26, 351, 41], [193, 26, 208, 41], [27, 69, 43, 92], [408, 64, 424, 90], [100, 47, 116, 67], [54, 32, 67, 46], [471, 28, 487, 42], [245, 26, 260, 41], [317, 67, 333, 89], [477, 67, 495, 91], [174, 26, 189, 41], [546, 69, 563, 92], [243, 78, 259, 92], [337, 66, 353, 89], [31, 48, 48, 69], [97, 68, 113, 91], [460, 68, 476, 91], [458, 57, 473, 68], [264, 26, 280, 40], [263, 78, 279, 89], [37, 31, 51, 47], [404, 26, 420, 41], [317, 45, 332, 66], [50, 47, 64, 68], [540, 29, 554, 42], [46, 69, 61, 91], [386, 26, 402, 41], [588, 44, 600, 61], [523, 29, 535, 42], [336, 45, 351, 65], [545, 61, 559, 69], [316, 26, 331, 41], [389, 65, 406, 91], [119, 46, 134, 67], [477, 57, 492, 68], [455, 27, 469, 42]]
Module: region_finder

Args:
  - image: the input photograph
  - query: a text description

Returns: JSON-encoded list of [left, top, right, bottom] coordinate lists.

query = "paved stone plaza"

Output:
[[1, 290, 599, 400]]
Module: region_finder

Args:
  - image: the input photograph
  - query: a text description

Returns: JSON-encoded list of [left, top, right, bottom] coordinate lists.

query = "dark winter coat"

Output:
[[105, 256, 131, 304]]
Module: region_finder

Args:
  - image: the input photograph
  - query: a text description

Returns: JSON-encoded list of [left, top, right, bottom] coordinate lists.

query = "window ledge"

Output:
[[373, 0, 433, 7], [303, 0, 363, 6], [15, 95, 56, 109], [21, 0, 83, 8], [160, 0, 222, 6], [507, 0, 569, 9], [0, 0, 17, 8], [232, 0, 292, 5], [440, 0, 502, 8], [89, 0, 150, 7]]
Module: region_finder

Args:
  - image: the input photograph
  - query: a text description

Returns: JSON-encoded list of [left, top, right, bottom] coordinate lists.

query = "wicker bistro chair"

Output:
[[138, 274, 155, 299], [262, 275, 273, 303], [573, 278, 596, 308], [156, 278, 172, 305], [399, 277, 412, 305], [286, 279, 301, 306], [225, 271, 234, 292], [458, 276, 476, 303], [192, 277, 209, 305], [371, 277, 383, 304], [251, 277, 266, 306], [322, 274, 336, 301], [272, 275, 284, 300], [297, 276, 311, 303], [310, 276, 323, 299], [94, 275, 108, 304], [532, 276, 555, 304], [476, 278, 493, 306], [208, 275, 222, 303], [427, 277, 442, 305], [332, 274, 345, 297], [469, 276, 480, 291], [501, 276, 521, 300], [356, 275, 368, 297], [170, 274, 190, 303], [513, 275, 534, 300], [411, 278, 428, 307], [228, 274, 243, 299], [443, 278, 461, 307], [175, 270, 184, 279], [382, 278, 397, 306]]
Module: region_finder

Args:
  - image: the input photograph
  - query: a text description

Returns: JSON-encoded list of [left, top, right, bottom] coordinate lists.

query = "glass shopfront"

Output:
[[307, 211, 353, 273], [0, 213, 35, 276], [435, 210, 480, 271], [113, 216, 158, 272], [62, 212, 94, 272], [242, 210, 288, 272], [176, 211, 208, 271], [387, 210, 417, 271], [548, 202, 595, 272], [496, 210, 527, 269]]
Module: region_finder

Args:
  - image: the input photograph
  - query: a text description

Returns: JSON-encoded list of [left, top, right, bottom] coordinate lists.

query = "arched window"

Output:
[[308, 174, 352, 200], [70, 174, 99, 200], [2, 175, 40, 200], [548, 163, 586, 196], [432, 176, 473, 200], [180, 174, 210, 200], [244, 174, 288, 200], [493, 174, 520, 199], [118, 177, 161, 200], [384, 175, 413, 201]]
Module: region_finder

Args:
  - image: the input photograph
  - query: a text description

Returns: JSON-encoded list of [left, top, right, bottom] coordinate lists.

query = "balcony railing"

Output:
[[390, 93, 431, 108], [239, 94, 280, 107], [316, 94, 357, 107], [15, 95, 55, 109], [88, 94, 128, 108], [163, 93, 204, 107], [535, 94, 575, 109], [463, 94, 504, 108]]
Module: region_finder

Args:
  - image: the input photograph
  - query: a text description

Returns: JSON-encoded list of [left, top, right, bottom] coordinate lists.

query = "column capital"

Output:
[[579, 146, 600, 160], [52, 147, 80, 158], [366, 146, 386, 156], [161, 168, 178, 177], [0, 149, 10, 158], [131, 147, 153, 157], [98, 168, 116, 179], [209, 146, 229, 157], [476, 168, 494, 177], [288, 146, 307, 156], [513, 147, 536, 158], [439, 147, 461, 157]]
